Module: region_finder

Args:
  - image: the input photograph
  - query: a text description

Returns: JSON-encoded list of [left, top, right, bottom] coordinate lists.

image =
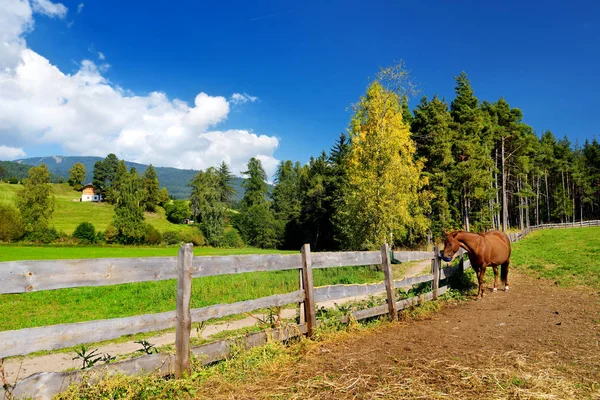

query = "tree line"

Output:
[[219, 64, 600, 250]]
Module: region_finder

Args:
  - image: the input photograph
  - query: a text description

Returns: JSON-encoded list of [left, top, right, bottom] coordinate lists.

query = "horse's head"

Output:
[[441, 231, 460, 262]]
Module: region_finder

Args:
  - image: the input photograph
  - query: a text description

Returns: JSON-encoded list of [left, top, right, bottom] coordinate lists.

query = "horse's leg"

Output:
[[476, 265, 486, 299], [480, 265, 487, 297], [501, 260, 510, 291], [492, 266, 499, 292]]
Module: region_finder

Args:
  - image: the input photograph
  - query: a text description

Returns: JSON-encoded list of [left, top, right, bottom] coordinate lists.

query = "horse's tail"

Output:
[[501, 261, 509, 284]]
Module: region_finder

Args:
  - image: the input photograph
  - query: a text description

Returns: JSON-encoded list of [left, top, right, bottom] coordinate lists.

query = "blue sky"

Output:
[[1, 0, 599, 175]]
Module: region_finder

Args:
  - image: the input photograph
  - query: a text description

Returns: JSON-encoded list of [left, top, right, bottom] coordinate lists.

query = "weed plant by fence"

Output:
[[2, 219, 598, 399]]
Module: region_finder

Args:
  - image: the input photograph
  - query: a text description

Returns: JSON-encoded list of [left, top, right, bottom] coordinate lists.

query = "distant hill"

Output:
[[14, 156, 248, 199], [0, 160, 65, 183]]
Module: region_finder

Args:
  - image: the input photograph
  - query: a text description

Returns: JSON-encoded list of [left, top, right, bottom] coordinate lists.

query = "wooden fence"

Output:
[[1, 243, 453, 399], [6, 219, 597, 398], [505, 219, 600, 243]]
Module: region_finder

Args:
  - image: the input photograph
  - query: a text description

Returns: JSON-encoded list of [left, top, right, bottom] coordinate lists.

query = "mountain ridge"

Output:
[[14, 156, 247, 200]]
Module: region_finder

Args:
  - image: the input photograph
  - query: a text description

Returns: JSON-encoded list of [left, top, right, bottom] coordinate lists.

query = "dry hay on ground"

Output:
[[195, 272, 600, 399]]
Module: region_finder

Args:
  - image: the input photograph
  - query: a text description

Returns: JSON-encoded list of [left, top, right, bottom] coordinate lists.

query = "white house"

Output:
[[81, 184, 102, 202]]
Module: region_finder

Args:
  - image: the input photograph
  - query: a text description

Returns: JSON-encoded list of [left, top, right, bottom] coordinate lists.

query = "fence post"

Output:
[[175, 243, 193, 378], [432, 244, 440, 300], [298, 269, 305, 325], [458, 248, 465, 272], [301, 244, 316, 337], [381, 244, 398, 321]]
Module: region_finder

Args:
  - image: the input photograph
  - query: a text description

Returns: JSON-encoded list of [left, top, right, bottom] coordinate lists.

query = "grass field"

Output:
[[0, 182, 195, 235], [511, 226, 600, 289], [0, 244, 291, 262]]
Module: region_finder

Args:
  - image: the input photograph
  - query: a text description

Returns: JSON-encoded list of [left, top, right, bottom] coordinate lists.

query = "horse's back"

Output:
[[483, 230, 511, 262]]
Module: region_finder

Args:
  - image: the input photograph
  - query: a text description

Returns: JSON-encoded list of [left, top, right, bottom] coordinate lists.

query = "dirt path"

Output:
[[4, 260, 433, 383], [199, 272, 600, 399]]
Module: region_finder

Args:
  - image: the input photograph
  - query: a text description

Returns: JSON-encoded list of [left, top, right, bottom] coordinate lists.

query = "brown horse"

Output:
[[442, 230, 511, 299]]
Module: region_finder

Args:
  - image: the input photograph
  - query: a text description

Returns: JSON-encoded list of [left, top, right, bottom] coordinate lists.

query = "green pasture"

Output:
[[511, 226, 600, 289], [0, 182, 195, 235]]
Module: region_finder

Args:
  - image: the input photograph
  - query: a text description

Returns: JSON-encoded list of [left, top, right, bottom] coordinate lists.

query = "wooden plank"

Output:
[[175, 243, 193, 378], [0, 290, 305, 358], [9, 324, 307, 400], [301, 244, 317, 337], [311, 251, 381, 268], [189, 290, 305, 323], [0, 257, 178, 294], [0, 253, 303, 294], [381, 244, 398, 320], [298, 269, 305, 324], [192, 253, 302, 277], [431, 245, 440, 300], [392, 251, 434, 262], [393, 274, 433, 289], [314, 282, 386, 302], [0, 310, 178, 358], [341, 288, 449, 323]]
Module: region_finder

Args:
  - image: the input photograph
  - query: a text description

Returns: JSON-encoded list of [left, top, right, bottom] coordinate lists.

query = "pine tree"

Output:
[[450, 72, 494, 231], [158, 187, 170, 208], [68, 163, 86, 188], [189, 167, 227, 246], [217, 161, 235, 207], [237, 158, 280, 248], [271, 160, 301, 222], [141, 165, 160, 212], [411, 95, 456, 236], [241, 158, 268, 209], [113, 167, 145, 244], [17, 164, 55, 234]]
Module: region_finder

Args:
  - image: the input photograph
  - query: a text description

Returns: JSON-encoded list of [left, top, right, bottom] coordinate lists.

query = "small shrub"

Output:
[[162, 231, 182, 245], [0, 203, 24, 242], [180, 228, 205, 246], [103, 224, 119, 244], [165, 200, 190, 224], [7, 177, 18, 184], [72, 222, 96, 244], [23, 227, 60, 244], [143, 224, 162, 245], [219, 227, 245, 248]]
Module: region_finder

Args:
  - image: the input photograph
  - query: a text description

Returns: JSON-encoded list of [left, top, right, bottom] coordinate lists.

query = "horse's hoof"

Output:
[[492, 288, 498, 292], [504, 286, 509, 292]]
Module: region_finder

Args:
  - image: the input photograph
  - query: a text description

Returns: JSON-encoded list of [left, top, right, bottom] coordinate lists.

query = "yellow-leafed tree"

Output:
[[340, 65, 431, 249]]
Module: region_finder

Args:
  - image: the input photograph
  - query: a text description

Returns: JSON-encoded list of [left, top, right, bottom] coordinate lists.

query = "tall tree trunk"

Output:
[[536, 174, 540, 225], [525, 174, 530, 228], [494, 148, 500, 230], [518, 178, 524, 230], [502, 136, 508, 231], [545, 170, 550, 222], [572, 182, 575, 224], [561, 170, 566, 223]]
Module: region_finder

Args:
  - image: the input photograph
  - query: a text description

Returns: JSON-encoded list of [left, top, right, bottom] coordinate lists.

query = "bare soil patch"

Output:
[[201, 272, 600, 399]]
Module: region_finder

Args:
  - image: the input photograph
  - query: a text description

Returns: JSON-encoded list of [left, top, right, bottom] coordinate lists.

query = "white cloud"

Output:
[[77, 3, 84, 14], [0, 0, 280, 177], [31, 0, 67, 19], [230, 93, 259, 105], [0, 145, 26, 160]]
